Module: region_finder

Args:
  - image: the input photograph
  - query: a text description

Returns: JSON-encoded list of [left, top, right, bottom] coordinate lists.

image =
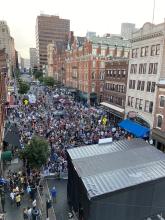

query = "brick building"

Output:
[[0, 49, 7, 150], [65, 35, 130, 105], [152, 79, 165, 151], [102, 58, 129, 122]]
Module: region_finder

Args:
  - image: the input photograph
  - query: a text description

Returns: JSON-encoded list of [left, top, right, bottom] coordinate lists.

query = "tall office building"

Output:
[[36, 14, 70, 69], [29, 48, 38, 69], [121, 23, 137, 39], [0, 21, 16, 74]]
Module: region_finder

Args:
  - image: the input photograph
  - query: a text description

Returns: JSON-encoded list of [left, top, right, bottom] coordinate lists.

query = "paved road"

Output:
[[47, 178, 68, 220]]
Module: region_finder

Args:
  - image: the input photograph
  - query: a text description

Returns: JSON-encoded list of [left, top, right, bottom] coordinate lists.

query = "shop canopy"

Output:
[[118, 119, 150, 138]]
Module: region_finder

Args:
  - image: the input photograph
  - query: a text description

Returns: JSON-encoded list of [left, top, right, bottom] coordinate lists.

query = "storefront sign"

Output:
[[128, 111, 137, 118]]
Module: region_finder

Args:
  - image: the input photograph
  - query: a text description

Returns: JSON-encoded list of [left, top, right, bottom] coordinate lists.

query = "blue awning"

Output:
[[118, 119, 150, 138]]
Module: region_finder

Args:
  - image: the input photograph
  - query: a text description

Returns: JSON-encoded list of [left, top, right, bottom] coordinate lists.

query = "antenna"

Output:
[[152, 0, 156, 24]]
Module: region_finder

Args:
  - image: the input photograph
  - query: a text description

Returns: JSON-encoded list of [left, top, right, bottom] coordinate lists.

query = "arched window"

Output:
[[157, 115, 163, 128]]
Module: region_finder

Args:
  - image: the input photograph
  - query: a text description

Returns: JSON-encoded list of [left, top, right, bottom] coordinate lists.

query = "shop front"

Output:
[[100, 102, 124, 124], [151, 129, 165, 152], [90, 92, 97, 106]]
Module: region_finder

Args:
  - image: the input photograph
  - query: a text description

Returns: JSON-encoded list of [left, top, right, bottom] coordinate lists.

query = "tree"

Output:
[[18, 81, 30, 94], [20, 136, 49, 169], [43, 76, 55, 87], [33, 70, 43, 79], [38, 76, 44, 83]]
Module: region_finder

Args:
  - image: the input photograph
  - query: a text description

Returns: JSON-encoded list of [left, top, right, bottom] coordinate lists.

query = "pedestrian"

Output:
[[9, 190, 15, 205], [32, 199, 36, 208], [27, 206, 32, 220], [50, 186, 57, 203], [23, 207, 29, 220], [1, 190, 5, 212], [15, 193, 21, 207]]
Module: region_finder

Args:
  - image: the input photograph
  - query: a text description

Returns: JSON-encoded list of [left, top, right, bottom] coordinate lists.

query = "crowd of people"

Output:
[[8, 86, 130, 176], [3, 84, 132, 219]]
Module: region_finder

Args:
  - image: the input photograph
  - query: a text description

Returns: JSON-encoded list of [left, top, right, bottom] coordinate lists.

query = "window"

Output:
[[93, 61, 96, 68], [148, 63, 153, 74], [141, 81, 145, 91], [149, 101, 153, 113], [132, 80, 136, 89], [135, 98, 139, 109], [132, 48, 138, 58], [91, 72, 95, 79], [122, 70, 126, 77], [139, 99, 143, 110], [145, 101, 153, 113], [137, 81, 141, 90], [151, 45, 156, 56], [156, 44, 160, 55], [131, 97, 134, 107], [130, 64, 137, 74], [129, 80, 136, 89], [157, 115, 163, 128], [151, 44, 160, 56], [139, 63, 147, 74], [128, 96, 131, 106], [145, 100, 149, 112], [153, 63, 158, 74], [160, 96, 165, 107], [141, 46, 149, 57], [147, 81, 151, 92], [147, 81, 155, 92], [151, 82, 156, 92]]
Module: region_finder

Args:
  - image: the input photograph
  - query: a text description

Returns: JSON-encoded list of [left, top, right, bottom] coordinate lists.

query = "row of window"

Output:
[[127, 96, 153, 113], [105, 83, 125, 93], [106, 95, 125, 107], [106, 69, 127, 78], [130, 63, 158, 74], [132, 44, 160, 58], [129, 80, 156, 93]]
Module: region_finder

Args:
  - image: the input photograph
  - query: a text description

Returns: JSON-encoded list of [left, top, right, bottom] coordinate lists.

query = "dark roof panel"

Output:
[[67, 139, 165, 199]]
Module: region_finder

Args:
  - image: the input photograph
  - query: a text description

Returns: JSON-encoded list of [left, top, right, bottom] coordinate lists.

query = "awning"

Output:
[[151, 128, 165, 145], [118, 119, 150, 138], [100, 102, 124, 113], [1, 151, 12, 161]]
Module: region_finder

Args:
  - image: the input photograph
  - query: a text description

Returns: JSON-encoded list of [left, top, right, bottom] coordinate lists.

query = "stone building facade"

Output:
[[125, 22, 165, 128]]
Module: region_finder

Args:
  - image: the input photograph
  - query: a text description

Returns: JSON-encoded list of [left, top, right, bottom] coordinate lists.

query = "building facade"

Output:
[[29, 48, 38, 69], [152, 80, 165, 151], [0, 49, 7, 151], [65, 35, 130, 105], [125, 22, 165, 128], [36, 14, 70, 69], [0, 21, 16, 75], [103, 58, 129, 122]]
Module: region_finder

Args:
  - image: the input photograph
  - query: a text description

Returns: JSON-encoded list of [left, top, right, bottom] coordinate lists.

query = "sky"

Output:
[[1, 0, 165, 58]]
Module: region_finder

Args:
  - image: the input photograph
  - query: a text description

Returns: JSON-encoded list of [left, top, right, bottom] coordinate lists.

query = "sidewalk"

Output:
[[3, 158, 56, 220]]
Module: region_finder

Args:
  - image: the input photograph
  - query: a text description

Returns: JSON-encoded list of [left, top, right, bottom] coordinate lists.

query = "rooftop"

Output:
[[89, 36, 131, 48], [68, 139, 165, 200]]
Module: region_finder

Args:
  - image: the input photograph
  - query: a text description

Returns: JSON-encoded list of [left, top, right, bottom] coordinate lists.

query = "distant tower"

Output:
[[121, 23, 136, 40]]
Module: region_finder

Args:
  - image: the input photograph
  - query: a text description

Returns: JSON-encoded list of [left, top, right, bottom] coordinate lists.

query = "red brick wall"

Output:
[[153, 86, 165, 131]]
